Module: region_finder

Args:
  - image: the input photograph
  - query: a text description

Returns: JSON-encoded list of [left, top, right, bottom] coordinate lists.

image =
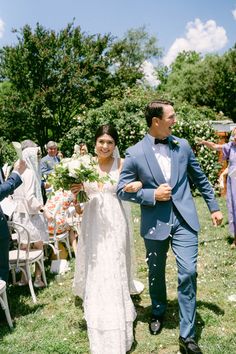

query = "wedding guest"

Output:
[[57, 150, 64, 160], [72, 143, 88, 158], [199, 127, 236, 249], [117, 100, 223, 354], [72, 124, 143, 354], [0, 159, 26, 282], [45, 189, 78, 256], [41, 141, 60, 203], [12, 140, 51, 288], [79, 143, 88, 156], [41, 141, 60, 176]]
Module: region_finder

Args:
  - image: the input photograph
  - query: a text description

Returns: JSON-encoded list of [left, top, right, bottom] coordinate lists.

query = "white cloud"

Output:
[[0, 18, 5, 38], [232, 8, 236, 20], [163, 18, 228, 66], [140, 60, 160, 87]]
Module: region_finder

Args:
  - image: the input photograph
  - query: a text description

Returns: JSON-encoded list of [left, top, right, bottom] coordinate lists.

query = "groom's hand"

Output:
[[154, 183, 172, 201], [211, 210, 223, 226]]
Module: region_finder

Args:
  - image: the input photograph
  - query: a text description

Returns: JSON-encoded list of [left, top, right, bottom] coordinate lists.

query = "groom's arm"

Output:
[[186, 144, 220, 212], [117, 151, 156, 206]]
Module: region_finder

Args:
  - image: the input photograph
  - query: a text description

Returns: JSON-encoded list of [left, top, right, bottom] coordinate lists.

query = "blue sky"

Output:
[[0, 0, 235, 70]]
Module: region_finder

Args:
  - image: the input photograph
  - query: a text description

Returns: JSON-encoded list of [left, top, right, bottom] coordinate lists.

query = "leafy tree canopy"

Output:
[[0, 23, 161, 148], [157, 46, 236, 121]]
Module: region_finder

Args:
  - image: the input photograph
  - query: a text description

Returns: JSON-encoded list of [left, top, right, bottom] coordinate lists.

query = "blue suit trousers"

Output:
[[0, 213, 10, 282], [144, 206, 198, 339]]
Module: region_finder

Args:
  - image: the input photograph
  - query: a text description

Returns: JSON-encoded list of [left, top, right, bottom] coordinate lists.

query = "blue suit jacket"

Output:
[[41, 155, 60, 176], [0, 172, 22, 281], [117, 135, 219, 240], [0, 172, 22, 226]]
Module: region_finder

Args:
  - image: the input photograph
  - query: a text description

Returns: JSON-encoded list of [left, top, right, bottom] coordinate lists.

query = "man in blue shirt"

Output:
[[41, 141, 60, 176]]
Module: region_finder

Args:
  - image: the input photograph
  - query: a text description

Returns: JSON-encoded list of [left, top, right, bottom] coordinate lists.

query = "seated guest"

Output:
[[13, 140, 51, 288], [46, 189, 79, 256]]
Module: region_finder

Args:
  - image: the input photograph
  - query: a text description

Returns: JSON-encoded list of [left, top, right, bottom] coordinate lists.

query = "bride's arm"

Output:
[[118, 158, 142, 192]]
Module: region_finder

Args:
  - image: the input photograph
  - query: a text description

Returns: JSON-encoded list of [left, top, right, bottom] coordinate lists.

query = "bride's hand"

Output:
[[124, 181, 142, 193], [71, 183, 83, 195]]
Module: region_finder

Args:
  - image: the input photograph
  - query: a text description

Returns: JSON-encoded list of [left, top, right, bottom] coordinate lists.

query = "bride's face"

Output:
[[95, 134, 115, 158]]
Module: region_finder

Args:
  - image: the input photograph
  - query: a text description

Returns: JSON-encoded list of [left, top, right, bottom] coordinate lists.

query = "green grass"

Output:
[[1, 196, 236, 354]]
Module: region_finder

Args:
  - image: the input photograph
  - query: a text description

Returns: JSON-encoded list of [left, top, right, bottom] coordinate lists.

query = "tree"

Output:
[[108, 26, 162, 95], [0, 23, 113, 147], [158, 47, 236, 121], [0, 24, 162, 147]]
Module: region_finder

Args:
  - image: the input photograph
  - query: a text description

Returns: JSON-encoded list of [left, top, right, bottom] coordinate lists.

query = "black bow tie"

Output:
[[154, 138, 169, 145]]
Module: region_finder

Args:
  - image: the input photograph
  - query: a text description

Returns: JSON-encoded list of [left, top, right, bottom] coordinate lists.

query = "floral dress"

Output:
[[46, 190, 74, 234]]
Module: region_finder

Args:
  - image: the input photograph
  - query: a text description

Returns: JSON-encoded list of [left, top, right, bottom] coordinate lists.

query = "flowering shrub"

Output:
[[59, 89, 226, 191], [172, 118, 222, 194]]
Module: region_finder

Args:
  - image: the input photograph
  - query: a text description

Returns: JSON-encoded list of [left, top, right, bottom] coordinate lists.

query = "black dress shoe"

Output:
[[149, 315, 163, 335], [179, 336, 203, 354]]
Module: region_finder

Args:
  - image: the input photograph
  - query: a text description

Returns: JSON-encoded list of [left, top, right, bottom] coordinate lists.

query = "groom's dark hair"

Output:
[[145, 99, 174, 127]]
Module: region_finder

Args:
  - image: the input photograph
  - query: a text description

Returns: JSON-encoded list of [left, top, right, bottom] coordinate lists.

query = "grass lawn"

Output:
[[1, 196, 236, 354]]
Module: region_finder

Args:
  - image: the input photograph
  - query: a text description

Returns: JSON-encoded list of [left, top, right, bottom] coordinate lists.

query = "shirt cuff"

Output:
[[153, 191, 156, 205], [12, 170, 22, 179]]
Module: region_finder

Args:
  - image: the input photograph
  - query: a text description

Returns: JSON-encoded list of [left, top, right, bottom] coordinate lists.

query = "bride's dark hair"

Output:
[[95, 124, 119, 145]]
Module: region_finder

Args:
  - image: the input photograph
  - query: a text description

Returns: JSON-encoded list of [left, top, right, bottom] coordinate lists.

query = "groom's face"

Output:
[[155, 105, 176, 138]]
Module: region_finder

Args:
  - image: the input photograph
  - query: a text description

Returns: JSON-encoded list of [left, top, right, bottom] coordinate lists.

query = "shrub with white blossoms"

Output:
[[48, 155, 108, 202]]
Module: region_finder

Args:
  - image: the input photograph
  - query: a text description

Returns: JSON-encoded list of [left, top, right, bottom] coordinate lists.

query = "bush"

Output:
[[172, 106, 222, 193], [0, 137, 17, 166], [60, 91, 222, 189], [60, 87, 156, 157]]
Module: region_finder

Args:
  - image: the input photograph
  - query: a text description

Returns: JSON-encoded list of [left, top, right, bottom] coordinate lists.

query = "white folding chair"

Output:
[[0, 280, 13, 328], [45, 204, 73, 260], [8, 221, 47, 304]]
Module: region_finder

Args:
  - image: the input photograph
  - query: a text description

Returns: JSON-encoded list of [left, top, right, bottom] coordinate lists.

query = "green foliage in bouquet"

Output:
[[48, 155, 111, 203]]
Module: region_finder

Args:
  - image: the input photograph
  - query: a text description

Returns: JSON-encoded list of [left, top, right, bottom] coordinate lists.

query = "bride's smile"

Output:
[[96, 134, 115, 159]]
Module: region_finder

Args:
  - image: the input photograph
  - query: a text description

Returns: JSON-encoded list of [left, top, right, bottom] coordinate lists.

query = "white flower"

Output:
[[61, 155, 93, 178], [172, 139, 179, 147], [67, 160, 83, 178]]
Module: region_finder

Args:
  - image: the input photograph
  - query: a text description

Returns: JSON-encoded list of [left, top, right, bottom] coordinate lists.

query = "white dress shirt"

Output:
[[147, 134, 171, 185]]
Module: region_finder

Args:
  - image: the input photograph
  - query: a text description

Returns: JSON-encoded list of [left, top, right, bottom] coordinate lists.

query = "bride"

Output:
[[72, 124, 143, 354]]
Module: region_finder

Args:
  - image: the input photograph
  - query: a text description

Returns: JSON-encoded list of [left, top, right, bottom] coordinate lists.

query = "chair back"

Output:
[[7, 221, 31, 267]]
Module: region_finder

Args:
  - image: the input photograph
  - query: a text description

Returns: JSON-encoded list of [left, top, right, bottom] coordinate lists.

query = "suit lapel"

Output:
[[142, 135, 166, 185], [0, 167, 4, 184], [169, 136, 179, 188]]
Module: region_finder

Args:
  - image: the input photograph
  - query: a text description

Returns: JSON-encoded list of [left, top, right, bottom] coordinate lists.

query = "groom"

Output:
[[117, 100, 223, 354]]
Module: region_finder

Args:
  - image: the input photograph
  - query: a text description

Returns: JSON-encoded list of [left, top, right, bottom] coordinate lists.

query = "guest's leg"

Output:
[[69, 229, 77, 255], [144, 238, 169, 317], [33, 241, 44, 281], [171, 222, 198, 339]]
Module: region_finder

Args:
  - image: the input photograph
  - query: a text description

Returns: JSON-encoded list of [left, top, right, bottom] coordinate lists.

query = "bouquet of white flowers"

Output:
[[48, 155, 108, 203]]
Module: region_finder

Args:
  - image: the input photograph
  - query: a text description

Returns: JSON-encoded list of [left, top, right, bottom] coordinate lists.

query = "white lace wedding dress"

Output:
[[73, 158, 137, 354]]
